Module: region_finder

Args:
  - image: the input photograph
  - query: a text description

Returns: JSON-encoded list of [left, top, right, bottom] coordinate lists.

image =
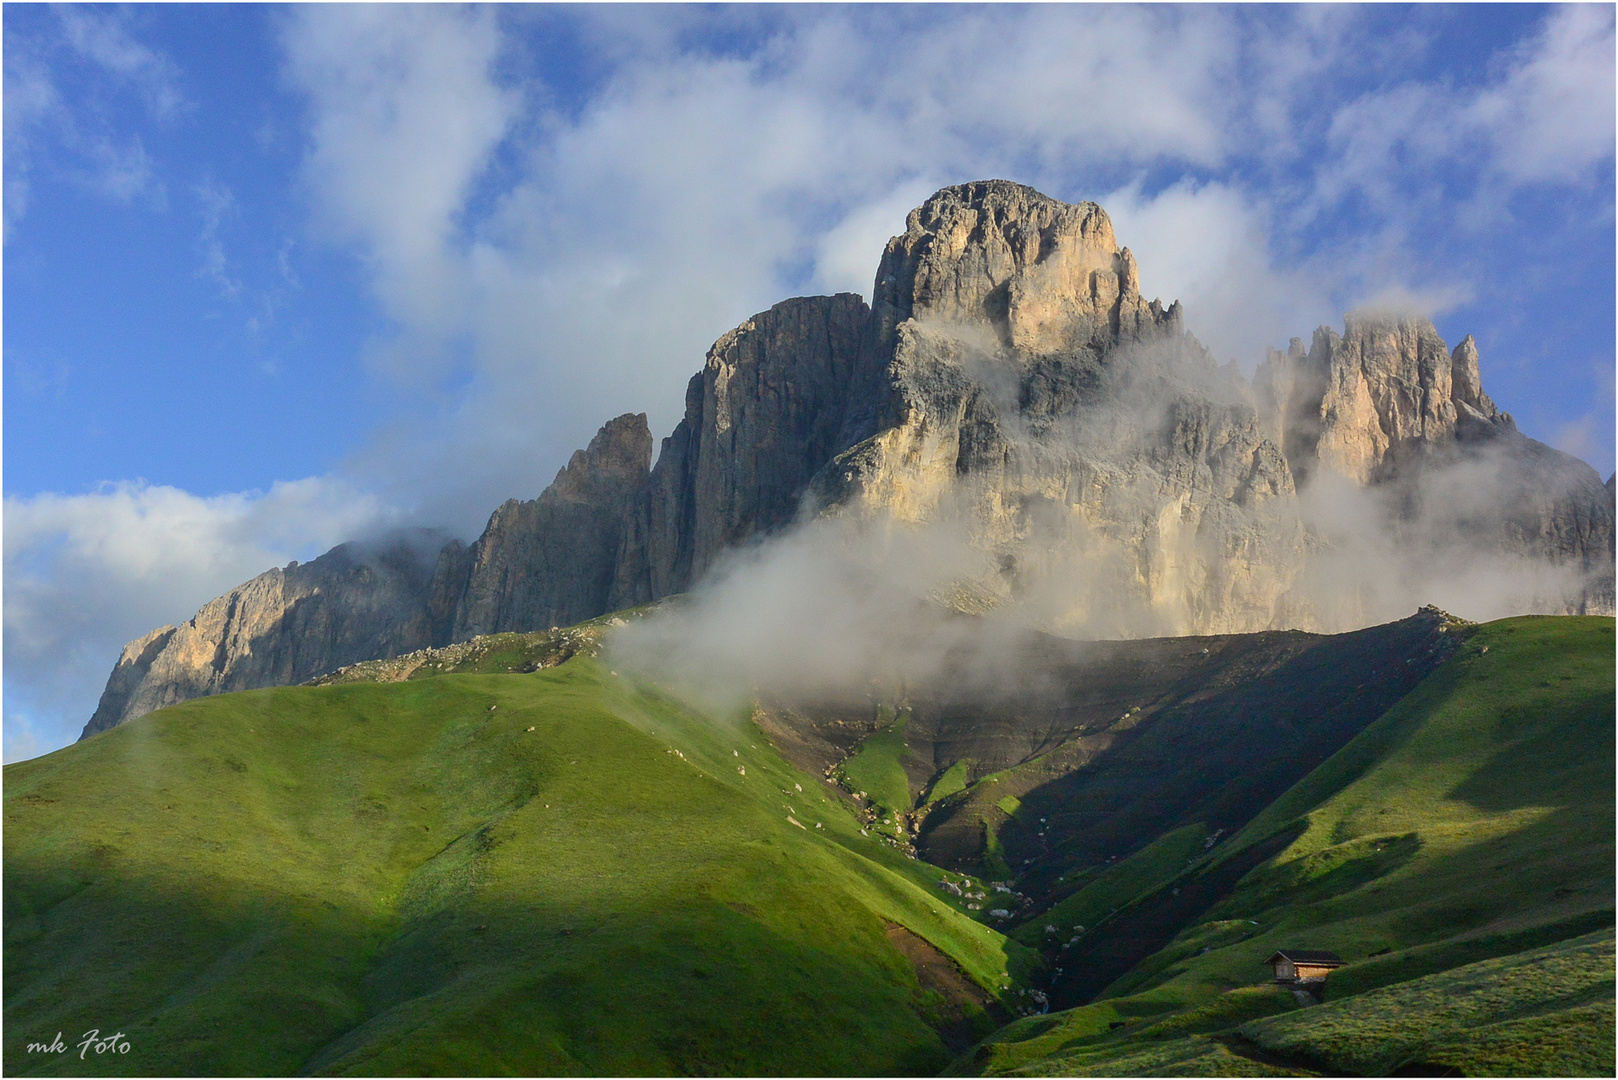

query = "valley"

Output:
[[6, 611, 1611, 1075]]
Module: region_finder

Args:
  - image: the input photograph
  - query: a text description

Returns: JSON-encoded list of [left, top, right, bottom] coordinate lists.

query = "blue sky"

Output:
[[5, 3, 1614, 761]]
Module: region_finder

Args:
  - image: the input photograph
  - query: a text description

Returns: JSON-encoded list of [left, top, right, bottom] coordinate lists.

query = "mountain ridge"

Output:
[[80, 179, 1616, 740]]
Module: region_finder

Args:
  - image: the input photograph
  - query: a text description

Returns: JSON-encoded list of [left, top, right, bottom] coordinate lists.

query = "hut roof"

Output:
[[1265, 949, 1344, 967]]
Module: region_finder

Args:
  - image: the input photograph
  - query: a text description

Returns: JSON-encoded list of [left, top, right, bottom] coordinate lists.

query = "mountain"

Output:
[[79, 180, 1616, 739], [80, 532, 462, 739], [9, 611, 1611, 1075]]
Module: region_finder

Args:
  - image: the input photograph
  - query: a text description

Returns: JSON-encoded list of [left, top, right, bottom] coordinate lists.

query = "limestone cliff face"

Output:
[[81, 534, 456, 737], [610, 293, 878, 604], [1255, 314, 1505, 488], [820, 182, 1300, 634], [453, 413, 651, 638], [1255, 312, 1613, 615], [83, 179, 1615, 737], [870, 180, 1178, 357]]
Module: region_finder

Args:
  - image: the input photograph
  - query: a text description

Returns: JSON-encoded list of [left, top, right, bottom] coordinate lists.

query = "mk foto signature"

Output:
[[26, 1029, 131, 1059]]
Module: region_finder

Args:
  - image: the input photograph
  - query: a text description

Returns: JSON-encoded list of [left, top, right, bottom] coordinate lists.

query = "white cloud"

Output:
[[55, 6, 184, 119], [2, 479, 391, 761], [1, 46, 58, 235], [2, 7, 181, 232], [809, 178, 941, 299], [1470, 4, 1616, 185], [1317, 5, 1614, 220], [1101, 179, 1337, 366], [284, 5, 518, 364], [195, 179, 243, 298], [77, 134, 161, 205], [869, 5, 1239, 171]]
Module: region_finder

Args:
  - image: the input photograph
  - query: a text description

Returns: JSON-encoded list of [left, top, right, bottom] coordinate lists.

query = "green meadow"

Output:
[[5, 660, 1036, 1076], [5, 614, 1611, 1076], [957, 616, 1615, 1076]]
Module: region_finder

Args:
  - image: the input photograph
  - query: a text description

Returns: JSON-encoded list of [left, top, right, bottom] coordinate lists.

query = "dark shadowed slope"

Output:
[[955, 615, 1614, 1077]]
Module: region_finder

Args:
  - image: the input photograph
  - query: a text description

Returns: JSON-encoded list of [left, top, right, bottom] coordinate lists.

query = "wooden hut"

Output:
[[1265, 949, 1344, 984]]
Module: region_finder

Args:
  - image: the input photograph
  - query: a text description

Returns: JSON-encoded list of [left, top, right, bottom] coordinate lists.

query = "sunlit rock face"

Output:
[[609, 292, 879, 605], [870, 180, 1174, 357], [1256, 314, 1493, 489], [84, 181, 1614, 737], [816, 181, 1309, 636], [1255, 312, 1614, 622], [81, 534, 458, 738]]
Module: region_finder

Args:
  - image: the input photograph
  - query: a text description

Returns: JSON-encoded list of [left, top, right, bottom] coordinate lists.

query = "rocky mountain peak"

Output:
[[80, 181, 1615, 740], [545, 412, 652, 501], [872, 179, 1178, 356], [1256, 309, 1522, 488], [1449, 333, 1500, 422]]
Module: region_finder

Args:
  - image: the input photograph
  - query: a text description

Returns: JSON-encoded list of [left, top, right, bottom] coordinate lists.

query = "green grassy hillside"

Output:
[[8, 614, 1610, 1077], [958, 615, 1615, 1076], [6, 657, 1038, 1076], [1240, 928, 1614, 1076]]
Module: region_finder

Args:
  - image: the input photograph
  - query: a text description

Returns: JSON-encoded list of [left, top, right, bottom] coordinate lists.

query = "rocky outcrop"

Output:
[[453, 413, 651, 637], [610, 293, 877, 605], [83, 180, 1616, 737], [81, 533, 455, 737], [870, 180, 1179, 357], [1255, 311, 1613, 618], [1449, 333, 1498, 420], [1254, 313, 1511, 487], [809, 183, 1303, 634]]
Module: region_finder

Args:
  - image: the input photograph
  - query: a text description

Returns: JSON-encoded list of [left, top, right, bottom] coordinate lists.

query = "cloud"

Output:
[[866, 4, 1239, 171], [283, 4, 518, 364], [54, 6, 184, 119], [1317, 6, 1614, 218], [1100, 179, 1337, 366], [1470, 4, 1616, 185], [195, 179, 244, 298], [1552, 415, 1599, 463], [808, 178, 941, 299], [1287, 449, 1601, 631], [1, 44, 58, 234], [609, 512, 1056, 717], [2, 479, 391, 761], [76, 134, 161, 204]]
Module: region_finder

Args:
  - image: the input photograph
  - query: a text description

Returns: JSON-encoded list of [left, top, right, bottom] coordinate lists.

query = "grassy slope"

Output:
[[1009, 825, 1208, 950], [959, 615, 1615, 1076], [837, 706, 914, 817], [1241, 928, 1614, 1076], [924, 760, 972, 806], [5, 658, 1037, 1076]]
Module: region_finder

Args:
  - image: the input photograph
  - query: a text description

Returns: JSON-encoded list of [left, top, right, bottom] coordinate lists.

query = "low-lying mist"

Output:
[[610, 320, 1609, 711], [1289, 442, 1600, 629], [608, 513, 1034, 714]]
